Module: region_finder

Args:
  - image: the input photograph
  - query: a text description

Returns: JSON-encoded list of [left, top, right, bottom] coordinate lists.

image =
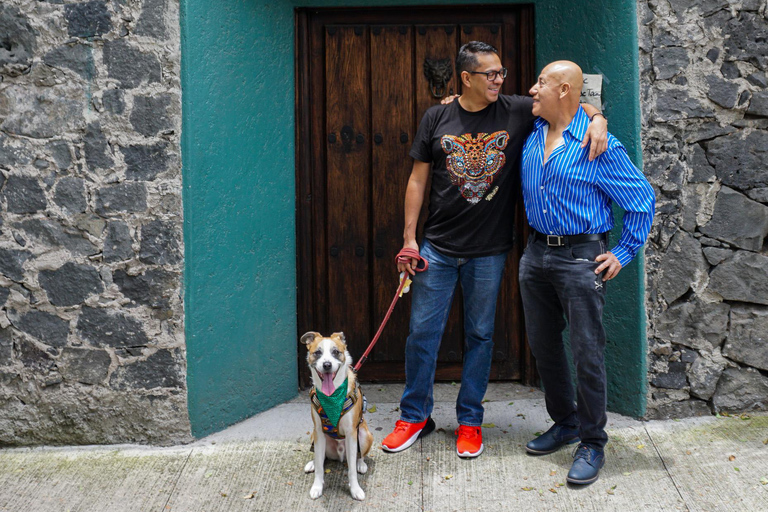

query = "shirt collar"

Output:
[[534, 106, 590, 142]]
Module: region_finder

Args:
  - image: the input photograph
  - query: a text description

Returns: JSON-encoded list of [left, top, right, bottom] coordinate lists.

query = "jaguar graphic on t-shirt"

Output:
[[441, 131, 509, 204]]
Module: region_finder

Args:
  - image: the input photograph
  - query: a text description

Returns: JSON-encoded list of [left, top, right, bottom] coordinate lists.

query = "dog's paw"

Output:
[[309, 483, 323, 499], [349, 485, 366, 501], [356, 459, 368, 474], [304, 461, 315, 473]]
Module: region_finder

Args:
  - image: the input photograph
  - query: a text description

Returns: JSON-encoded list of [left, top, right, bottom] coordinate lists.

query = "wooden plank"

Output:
[[370, 25, 414, 363], [459, 23, 503, 57], [325, 25, 372, 354]]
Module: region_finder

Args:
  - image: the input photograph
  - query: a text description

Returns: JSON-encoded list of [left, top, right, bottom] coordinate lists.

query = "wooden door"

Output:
[[296, 6, 536, 386]]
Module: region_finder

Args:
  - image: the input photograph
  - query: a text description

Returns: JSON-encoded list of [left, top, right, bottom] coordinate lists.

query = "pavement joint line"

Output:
[[159, 448, 193, 512], [644, 424, 690, 512]]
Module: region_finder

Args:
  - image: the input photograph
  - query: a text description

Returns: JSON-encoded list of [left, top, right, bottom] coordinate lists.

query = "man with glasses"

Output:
[[381, 42, 607, 458]]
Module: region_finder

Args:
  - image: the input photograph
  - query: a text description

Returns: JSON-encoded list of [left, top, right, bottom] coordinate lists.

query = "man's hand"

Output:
[[581, 115, 608, 161], [595, 252, 622, 281], [398, 240, 421, 275], [441, 94, 460, 105]]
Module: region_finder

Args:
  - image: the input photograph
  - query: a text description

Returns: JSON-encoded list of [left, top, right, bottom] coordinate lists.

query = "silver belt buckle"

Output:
[[546, 234, 564, 247]]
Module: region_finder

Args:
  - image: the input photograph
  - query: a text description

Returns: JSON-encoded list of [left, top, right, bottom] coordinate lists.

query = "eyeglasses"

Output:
[[468, 67, 508, 81]]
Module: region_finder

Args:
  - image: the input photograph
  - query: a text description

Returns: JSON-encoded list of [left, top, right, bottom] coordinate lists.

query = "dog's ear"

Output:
[[330, 332, 346, 344], [300, 331, 321, 346]]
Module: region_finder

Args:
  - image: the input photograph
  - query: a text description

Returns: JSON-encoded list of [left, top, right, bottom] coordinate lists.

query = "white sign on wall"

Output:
[[581, 74, 603, 108]]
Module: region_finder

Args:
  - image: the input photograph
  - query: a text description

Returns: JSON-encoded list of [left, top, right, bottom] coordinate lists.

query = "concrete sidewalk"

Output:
[[0, 383, 766, 511]]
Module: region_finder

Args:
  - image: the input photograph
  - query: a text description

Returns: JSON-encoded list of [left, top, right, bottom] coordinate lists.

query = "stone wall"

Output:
[[639, 0, 768, 418], [0, 0, 191, 444]]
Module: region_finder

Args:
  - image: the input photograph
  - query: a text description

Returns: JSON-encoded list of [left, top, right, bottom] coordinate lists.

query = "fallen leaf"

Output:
[[481, 423, 496, 428], [550, 470, 557, 476], [204, 472, 213, 478], [686, 450, 692, 455], [220, 493, 228, 498], [517, 414, 526, 419], [368, 405, 377, 413], [325, 469, 331, 474], [764, 439, 768, 445], [760, 477, 768, 486], [243, 493, 255, 500], [521, 486, 533, 491], [482, 399, 490, 403], [622, 472, 632, 476], [734, 467, 740, 472], [407, 480, 413, 485], [444, 475, 453, 480], [451, 382, 457, 386], [534, 431, 543, 437], [287, 482, 293, 486], [607, 485, 617, 495], [636, 444, 645, 449], [549, 488, 557, 493], [508, 401, 515, 405], [728, 455, 736, 462], [740, 413, 751, 420], [556, 482, 565, 488]]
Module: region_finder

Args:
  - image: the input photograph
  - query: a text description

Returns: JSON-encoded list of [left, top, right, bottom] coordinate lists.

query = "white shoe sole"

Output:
[[381, 429, 422, 453], [457, 443, 484, 458]]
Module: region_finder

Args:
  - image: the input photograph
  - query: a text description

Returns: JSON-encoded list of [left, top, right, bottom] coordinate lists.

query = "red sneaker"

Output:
[[381, 417, 435, 453], [455, 425, 484, 458]]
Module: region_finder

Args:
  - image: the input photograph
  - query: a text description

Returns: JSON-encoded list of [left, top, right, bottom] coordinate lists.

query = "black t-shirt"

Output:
[[409, 94, 535, 258]]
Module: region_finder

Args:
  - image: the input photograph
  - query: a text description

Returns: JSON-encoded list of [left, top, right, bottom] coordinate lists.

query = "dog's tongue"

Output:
[[321, 373, 336, 396]]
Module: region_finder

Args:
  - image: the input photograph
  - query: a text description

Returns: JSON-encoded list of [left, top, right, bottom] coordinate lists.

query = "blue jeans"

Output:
[[400, 239, 508, 426], [519, 235, 609, 450]]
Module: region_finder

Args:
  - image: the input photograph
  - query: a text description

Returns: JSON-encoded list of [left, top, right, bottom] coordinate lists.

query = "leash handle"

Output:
[[396, 247, 429, 273]]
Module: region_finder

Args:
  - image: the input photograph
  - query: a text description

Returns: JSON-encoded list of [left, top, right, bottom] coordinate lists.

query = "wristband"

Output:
[[589, 112, 606, 122]]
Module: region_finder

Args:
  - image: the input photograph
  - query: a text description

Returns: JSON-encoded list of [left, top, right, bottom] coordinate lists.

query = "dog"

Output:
[[301, 331, 373, 500]]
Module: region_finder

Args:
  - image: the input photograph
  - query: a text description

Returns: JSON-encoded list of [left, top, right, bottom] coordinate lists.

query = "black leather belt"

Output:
[[532, 230, 608, 247]]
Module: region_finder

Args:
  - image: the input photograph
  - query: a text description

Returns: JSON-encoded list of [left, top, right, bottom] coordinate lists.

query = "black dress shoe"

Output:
[[566, 443, 605, 484], [525, 424, 580, 455]]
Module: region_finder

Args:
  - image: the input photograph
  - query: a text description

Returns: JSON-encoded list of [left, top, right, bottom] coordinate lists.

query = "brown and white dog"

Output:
[[301, 331, 373, 500]]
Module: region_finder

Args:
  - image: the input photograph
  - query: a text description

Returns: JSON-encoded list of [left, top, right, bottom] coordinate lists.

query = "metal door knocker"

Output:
[[423, 57, 453, 98]]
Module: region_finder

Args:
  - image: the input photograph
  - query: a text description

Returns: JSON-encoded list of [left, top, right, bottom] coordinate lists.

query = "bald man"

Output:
[[519, 61, 655, 484]]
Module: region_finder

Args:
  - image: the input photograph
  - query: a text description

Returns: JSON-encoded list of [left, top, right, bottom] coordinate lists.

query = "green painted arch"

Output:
[[180, 0, 645, 437]]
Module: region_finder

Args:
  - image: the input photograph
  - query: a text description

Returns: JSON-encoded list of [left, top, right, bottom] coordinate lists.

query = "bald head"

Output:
[[529, 60, 583, 123]]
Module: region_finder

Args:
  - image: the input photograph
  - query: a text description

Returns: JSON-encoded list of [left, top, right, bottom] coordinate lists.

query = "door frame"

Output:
[[294, 5, 538, 388]]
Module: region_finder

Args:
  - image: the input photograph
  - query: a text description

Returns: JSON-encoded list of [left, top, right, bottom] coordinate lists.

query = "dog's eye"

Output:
[[313, 350, 322, 357], [331, 349, 340, 357]]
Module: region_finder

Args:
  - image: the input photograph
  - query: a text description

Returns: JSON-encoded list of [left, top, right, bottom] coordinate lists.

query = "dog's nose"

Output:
[[323, 361, 332, 371]]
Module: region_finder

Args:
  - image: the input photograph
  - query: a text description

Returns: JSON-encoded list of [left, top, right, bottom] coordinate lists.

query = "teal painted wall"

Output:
[[180, 0, 645, 437]]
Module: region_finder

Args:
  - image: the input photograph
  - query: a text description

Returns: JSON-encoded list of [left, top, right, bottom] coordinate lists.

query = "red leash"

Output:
[[353, 248, 428, 372]]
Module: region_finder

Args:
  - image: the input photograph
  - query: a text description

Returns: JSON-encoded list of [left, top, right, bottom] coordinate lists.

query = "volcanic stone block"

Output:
[[699, 186, 768, 251], [706, 131, 768, 190], [140, 220, 181, 265], [113, 268, 176, 309], [84, 122, 113, 171], [688, 351, 726, 400], [64, 1, 111, 38], [59, 348, 111, 385], [39, 262, 103, 307], [130, 94, 173, 137], [646, 399, 711, 420], [17, 338, 54, 373], [746, 72, 768, 88], [47, 140, 72, 170], [712, 366, 768, 412], [95, 182, 147, 215], [76, 306, 149, 348], [652, 47, 689, 80], [0, 287, 9, 307], [655, 299, 730, 351], [43, 43, 94, 79], [657, 230, 707, 303], [722, 12, 768, 71], [120, 142, 169, 181], [103, 39, 161, 89], [103, 221, 133, 262], [705, 75, 740, 108], [0, 328, 11, 365], [651, 362, 688, 389], [0, 5, 36, 76], [709, 251, 768, 305], [0, 248, 31, 282], [702, 247, 732, 266], [654, 89, 714, 120], [110, 349, 183, 390], [2, 175, 47, 214], [724, 305, 768, 371], [102, 89, 125, 114], [687, 144, 715, 183], [16, 219, 97, 256], [135, 0, 167, 38], [747, 91, 768, 117], [12, 310, 69, 347], [53, 177, 87, 214], [0, 85, 86, 138]]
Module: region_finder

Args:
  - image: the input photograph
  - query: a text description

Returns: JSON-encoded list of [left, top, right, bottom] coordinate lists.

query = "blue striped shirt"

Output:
[[521, 107, 655, 267]]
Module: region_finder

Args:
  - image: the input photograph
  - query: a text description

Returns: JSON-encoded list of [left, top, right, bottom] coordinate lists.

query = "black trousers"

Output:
[[519, 235, 609, 450]]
